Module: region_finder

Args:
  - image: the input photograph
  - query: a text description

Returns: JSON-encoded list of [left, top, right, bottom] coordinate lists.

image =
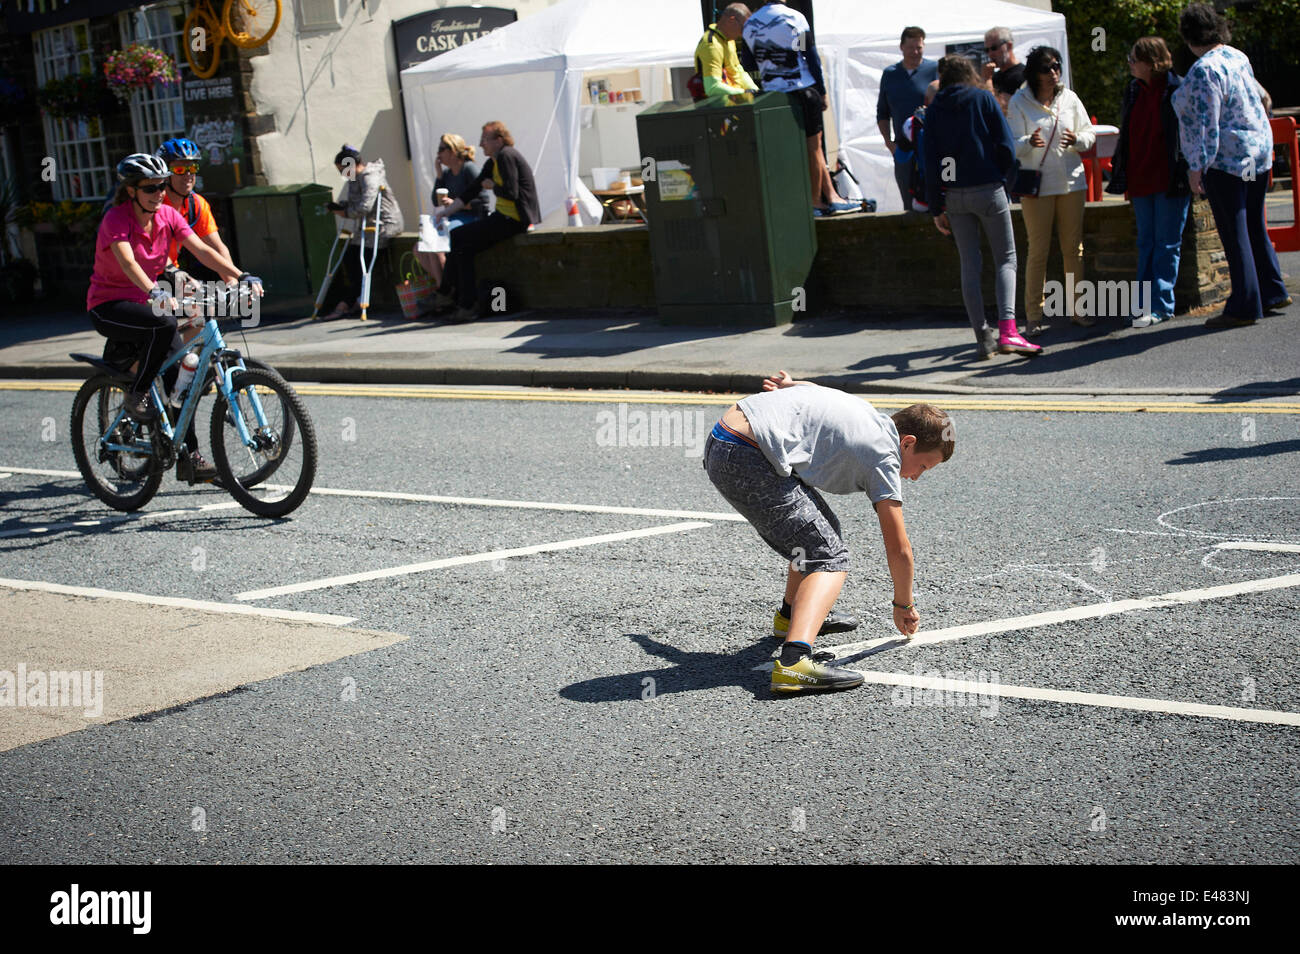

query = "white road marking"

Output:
[[0, 501, 244, 539], [0, 578, 356, 626], [849, 671, 1300, 727], [1216, 541, 1300, 554], [0, 465, 746, 523], [235, 521, 713, 601], [0, 465, 81, 478], [818, 573, 1300, 659], [262, 484, 747, 522]]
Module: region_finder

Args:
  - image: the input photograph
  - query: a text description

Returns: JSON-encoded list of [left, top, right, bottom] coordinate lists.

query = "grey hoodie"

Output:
[[342, 158, 404, 245]]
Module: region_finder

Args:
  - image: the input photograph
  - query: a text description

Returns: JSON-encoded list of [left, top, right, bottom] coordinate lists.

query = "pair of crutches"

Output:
[[312, 185, 385, 321]]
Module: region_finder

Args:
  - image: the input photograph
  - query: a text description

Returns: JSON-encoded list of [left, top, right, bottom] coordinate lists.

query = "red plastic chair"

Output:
[[1266, 116, 1299, 252]]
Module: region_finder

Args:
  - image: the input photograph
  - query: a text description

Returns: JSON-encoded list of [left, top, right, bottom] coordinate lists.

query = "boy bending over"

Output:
[[704, 371, 953, 693]]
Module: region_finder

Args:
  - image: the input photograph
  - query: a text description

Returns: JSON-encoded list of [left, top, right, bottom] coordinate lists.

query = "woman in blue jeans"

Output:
[[1106, 36, 1191, 327], [924, 56, 1038, 357]]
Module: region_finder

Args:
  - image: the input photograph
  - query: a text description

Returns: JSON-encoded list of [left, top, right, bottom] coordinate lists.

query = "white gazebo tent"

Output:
[[814, 0, 1069, 211], [399, 0, 1069, 224], [400, 0, 702, 228]]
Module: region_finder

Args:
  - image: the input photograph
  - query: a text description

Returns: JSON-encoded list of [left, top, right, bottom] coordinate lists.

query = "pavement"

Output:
[[4, 223, 1298, 398]]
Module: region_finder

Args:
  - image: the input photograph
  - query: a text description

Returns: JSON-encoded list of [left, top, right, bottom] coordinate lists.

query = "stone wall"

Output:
[[386, 198, 1229, 318]]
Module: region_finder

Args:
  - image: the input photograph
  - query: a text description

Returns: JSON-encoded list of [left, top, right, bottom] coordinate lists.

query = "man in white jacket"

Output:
[[1005, 47, 1095, 333]]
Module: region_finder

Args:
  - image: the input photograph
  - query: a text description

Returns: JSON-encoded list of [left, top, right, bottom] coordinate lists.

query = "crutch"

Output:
[[355, 186, 385, 321], [311, 221, 353, 320]]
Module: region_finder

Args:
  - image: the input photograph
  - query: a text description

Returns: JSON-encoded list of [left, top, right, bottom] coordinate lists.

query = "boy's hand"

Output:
[[893, 604, 920, 638], [762, 370, 796, 391]]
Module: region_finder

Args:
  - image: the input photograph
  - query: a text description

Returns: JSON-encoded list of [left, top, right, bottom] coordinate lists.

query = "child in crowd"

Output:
[[703, 371, 952, 693]]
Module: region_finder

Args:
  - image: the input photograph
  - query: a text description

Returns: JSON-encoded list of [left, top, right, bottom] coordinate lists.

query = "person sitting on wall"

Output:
[[416, 133, 492, 309], [427, 121, 539, 324], [743, 1, 858, 215], [321, 144, 405, 319], [693, 4, 759, 99]]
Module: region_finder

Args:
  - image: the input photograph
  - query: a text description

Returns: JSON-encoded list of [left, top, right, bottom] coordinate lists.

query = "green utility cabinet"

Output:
[[230, 184, 336, 315], [636, 91, 817, 326]]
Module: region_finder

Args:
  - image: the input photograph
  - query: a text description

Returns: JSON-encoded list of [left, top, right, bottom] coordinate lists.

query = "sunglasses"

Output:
[[135, 183, 166, 194], [437, 145, 451, 153], [170, 162, 199, 174], [985, 42, 1004, 53], [1040, 61, 1062, 73]]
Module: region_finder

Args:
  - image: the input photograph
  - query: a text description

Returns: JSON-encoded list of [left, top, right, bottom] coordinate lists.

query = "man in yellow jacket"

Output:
[[694, 4, 759, 98]]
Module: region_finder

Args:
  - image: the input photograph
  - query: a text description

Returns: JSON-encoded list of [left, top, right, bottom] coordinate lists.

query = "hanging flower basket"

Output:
[[36, 72, 118, 120], [103, 44, 179, 99]]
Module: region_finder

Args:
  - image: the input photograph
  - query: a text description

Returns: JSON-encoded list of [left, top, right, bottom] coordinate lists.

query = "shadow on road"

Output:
[[1166, 438, 1300, 465], [1209, 376, 1300, 400], [559, 633, 791, 702]]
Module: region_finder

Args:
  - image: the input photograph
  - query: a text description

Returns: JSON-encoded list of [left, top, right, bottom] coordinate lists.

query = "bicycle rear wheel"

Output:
[[222, 0, 280, 48], [210, 367, 317, 517], [70, 376, 163, 511]]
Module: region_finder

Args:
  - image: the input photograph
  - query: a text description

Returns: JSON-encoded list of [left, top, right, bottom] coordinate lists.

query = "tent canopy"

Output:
[[400, 0, 1068, 222]]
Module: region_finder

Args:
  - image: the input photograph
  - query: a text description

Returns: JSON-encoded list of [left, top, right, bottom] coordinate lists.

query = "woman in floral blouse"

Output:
[[1173, 3, 1289, 328]]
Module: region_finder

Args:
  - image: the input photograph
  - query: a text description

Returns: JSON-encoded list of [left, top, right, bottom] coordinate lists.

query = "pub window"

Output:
[[298, 0, 341, 33], [33, 21, 114, 201], [118, 3, 189, 149]]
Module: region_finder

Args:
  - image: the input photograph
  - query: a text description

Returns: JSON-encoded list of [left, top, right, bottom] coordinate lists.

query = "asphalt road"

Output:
[[1, 384, 1298, 863]]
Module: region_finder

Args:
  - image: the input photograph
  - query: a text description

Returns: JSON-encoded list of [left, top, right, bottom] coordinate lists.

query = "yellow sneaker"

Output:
[[772, 609, 861, 639], [771, 651, 865, 694]]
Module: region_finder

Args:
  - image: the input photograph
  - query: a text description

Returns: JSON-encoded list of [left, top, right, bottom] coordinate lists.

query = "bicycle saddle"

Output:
[[69, 339, 139, 380]]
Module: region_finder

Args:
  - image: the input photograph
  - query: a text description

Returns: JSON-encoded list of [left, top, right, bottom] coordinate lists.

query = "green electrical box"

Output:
[[636, 91, 817, 326], [230, 183, 337, 316]]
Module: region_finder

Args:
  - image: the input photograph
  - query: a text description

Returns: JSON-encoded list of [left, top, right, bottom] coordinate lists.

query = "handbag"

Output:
[[396, 251, 433, 320], [1011, 113, 1059, 198]]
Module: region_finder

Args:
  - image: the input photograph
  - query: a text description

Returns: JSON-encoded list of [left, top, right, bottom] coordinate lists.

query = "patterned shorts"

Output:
[[703, 433, 850, 573]]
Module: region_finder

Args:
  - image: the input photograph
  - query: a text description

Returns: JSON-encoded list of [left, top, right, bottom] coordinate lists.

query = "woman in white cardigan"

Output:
[[1007, 46, 1095, 334]]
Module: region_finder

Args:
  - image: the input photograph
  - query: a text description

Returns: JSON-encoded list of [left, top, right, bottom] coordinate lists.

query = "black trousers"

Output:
[[88, 299, 199, 447], [321, 245, 364, 312], [443, 212, 527, 308], [89, 299, 180, 394]]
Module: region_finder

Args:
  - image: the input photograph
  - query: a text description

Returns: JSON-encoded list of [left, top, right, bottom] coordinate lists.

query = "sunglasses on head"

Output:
[[135, 183, 166, 194], [170, 162, 199, 174]]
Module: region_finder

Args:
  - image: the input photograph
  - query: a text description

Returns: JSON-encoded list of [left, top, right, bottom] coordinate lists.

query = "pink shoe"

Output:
[[998, 329, 1042, 356]]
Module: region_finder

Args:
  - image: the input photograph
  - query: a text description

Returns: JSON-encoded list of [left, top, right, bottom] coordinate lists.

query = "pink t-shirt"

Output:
[[86, 202, 193, 311]]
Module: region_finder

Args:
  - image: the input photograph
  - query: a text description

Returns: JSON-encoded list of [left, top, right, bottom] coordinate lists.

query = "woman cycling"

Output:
[[87, 153, 245, 482]]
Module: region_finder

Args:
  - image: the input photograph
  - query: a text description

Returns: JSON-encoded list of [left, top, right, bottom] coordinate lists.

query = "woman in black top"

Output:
[[430, 121, 539, 323]]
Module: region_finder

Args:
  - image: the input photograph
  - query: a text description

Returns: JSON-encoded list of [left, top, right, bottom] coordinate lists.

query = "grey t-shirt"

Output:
[[737, 383, 903, 501]]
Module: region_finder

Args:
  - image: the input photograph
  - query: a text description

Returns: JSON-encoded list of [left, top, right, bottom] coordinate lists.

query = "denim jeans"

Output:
[[1131, 191, 1190, 318], [944, 182, 1017, 334]]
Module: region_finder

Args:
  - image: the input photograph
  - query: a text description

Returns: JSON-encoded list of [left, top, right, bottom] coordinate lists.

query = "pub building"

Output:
[[0, 1, 536, 300]]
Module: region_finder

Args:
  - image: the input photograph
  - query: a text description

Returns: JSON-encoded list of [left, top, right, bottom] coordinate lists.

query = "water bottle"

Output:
[[170, 351, 200, 406]]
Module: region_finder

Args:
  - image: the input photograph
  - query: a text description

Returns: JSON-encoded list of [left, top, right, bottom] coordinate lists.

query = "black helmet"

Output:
[[117, 153, 169, 182]]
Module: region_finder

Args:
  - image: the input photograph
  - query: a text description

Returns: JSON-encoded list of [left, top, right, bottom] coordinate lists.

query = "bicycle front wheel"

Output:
[[202, 357, 291, 487], [222, 0, 280, 48], [70, 376, 163, 511], [210, 367, 317, 517]]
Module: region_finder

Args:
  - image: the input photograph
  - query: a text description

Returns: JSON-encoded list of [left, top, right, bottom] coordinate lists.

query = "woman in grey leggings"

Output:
[[923, 56, 1039, 357]]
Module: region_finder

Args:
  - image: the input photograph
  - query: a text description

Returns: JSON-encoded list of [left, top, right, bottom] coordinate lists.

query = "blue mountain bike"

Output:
[[70, 284, 317, 518]]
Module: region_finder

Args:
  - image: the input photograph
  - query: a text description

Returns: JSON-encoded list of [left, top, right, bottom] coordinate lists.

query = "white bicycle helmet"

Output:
[[117, 153, 169, 182]]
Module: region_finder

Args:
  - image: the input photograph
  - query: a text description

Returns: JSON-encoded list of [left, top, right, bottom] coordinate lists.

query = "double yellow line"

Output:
[[3, 380, 1298, 414]]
